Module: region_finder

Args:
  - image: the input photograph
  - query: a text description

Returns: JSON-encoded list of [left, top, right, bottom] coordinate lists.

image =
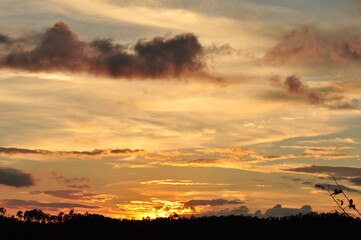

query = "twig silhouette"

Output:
[[315, 175, 361, 218], [332, 176, 361, 217]]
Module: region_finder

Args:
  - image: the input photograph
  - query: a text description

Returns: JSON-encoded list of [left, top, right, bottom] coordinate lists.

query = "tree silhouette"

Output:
[[0, 207, 6, 216], [57, 212, 64, 223], [0, 206, 360, 239], [16, 211, 23, 220], [24, 209, 48, 223]]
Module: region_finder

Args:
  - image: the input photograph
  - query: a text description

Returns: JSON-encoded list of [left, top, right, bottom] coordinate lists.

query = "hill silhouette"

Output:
[[0, 208, 360, 240]]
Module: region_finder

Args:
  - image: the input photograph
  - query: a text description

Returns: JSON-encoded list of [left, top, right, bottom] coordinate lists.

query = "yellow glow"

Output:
[[116, 199, 194, 219], [140, 179, 211, 185]]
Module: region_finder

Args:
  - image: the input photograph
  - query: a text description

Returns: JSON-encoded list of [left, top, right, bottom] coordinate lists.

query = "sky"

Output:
[[0, 0, 361, 219]]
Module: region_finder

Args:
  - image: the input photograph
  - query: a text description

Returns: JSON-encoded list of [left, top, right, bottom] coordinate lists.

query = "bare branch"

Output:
[[332, 176, 361, 217]]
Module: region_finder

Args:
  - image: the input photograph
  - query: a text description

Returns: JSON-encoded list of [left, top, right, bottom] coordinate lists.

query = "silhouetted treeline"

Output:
[[0, 208, 360, 239]]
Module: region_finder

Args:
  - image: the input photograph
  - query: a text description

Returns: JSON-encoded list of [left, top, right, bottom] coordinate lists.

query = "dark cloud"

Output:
[[0, 146, 143, 158], [186, 158, 219, 164], [1, 199, 99, 209], [0, 34, 11, 44], [254, 204, 312, 218], [183, 199, 244, 211], [285, 165, 361, 177], [110, 149, 142, 154], [270, 75, 323, 104], [0, 168, 35, 188], [0, 147, 51, 155], [0, 22, 222, 82]]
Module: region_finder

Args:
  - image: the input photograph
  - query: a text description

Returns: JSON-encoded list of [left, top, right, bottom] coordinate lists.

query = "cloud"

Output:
[[281, 175, 361, 193], [0, 22, 222, 82], [49, 171, 91, 189], [225, 205, 251, 216], [29, 189, 114, 201], [29, 190, 84, 200], [182, 204, 312, 218], [281, 145, 352, 150], [196, 148, 255, 156], [0, 168, 35, 188], [269, 75, 361, 109], [185, 205, 251, 217], [140, 179, 214, 186], [254, 204, 312, 218], [270, 75, 323, 104], [277, 144, 359, 160], [251, 154, 311, 163], [183, 199, 244, 211], [116, 199, 192, 218], [1, 199, 100, 210], [264, 25, 361, 65], [329, 99, 360, 110], [348, 177, 361, 186], [0, 146, 144, 158], [299, 138, 359, 144], [0, 34, 11, 44], [113, 146, 358, 172], [314, 183, 361, 193], [285, 165, 361, 177]]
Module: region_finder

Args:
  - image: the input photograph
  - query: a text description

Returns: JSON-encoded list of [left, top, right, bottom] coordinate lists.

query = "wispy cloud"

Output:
[[299, 138, 359, 144], [264, 25, 361, 66], [29, 189, 115, 202], [269, 74, 360, 110], [140, 179, 219, 186], [285, 165, 361, 177], [49, 171, 91, 189], [0, 146, 144, 158], [281, 145, 352, 150], [1, 199, 100, 210], [269, 75, 323, 104], [183, 199, 244, 211], [39, 0, 242, 37], [109, 145, 359, 173]]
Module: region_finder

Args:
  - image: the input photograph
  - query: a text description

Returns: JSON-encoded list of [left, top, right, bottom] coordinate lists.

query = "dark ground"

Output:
[[0, 212, 359, 240]]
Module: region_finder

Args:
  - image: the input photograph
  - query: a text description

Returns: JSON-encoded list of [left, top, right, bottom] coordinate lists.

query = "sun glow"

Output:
[[116, 199, 193, 219]]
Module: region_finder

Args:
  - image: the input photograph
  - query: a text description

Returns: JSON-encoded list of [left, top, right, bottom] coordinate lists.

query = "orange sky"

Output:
[[0, 0, 361, 219]]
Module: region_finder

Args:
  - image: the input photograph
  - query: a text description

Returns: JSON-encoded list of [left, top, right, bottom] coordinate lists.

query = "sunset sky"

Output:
[[1, 0, 361, 219]]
